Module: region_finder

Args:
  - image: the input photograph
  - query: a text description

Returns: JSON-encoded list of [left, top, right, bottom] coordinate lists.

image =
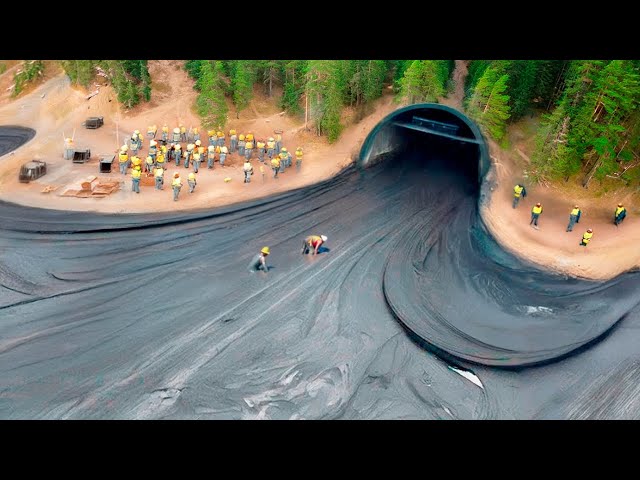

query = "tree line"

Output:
[[464, 60, 640, 186], [59, 60, 152, 108], [185, 60, 454, 142]]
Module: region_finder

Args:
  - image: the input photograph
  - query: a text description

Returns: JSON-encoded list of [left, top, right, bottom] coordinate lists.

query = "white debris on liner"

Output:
[[448, 366, 484, 390]]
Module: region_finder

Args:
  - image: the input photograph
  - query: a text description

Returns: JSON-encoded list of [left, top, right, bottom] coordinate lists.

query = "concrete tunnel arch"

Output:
[[358, 103, 491, 185]]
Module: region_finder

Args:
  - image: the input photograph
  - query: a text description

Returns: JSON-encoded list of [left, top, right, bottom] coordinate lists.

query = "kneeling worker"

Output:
[[249, 247, 270, 272], [302, 235, 328, 255], [580, 229, 593, 246]]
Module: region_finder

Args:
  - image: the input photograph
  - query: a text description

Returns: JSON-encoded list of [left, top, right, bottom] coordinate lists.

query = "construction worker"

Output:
[[229, 129, 238, 153], [156, 152, 165, 169], [271, 156, 280, 178], [145, 155, 155, 173], [154, 165, 164, 190], [160, 144, 168, 161], [217, 131, 225, 148], [147, 125, 157, 139], [243, 160, 253, 183], [513, 184, 526, 208], [238, 134, 246, 157], [580, 229, 593, 246], [184, 143, 195, 168], [260, 164, 265, 182], [118, 149, 129, 175], [245, 139, 254, 160], [135, 130, 143, 149], [302, 235, 328, 255], [530, 202, 543, 228], [149, 140, 158, 161], [278, 149, 287, 173], [172, 127, 181, 143], [295, 147, 303, 171], [131, 165, 141, 194], [207, 145, 216, 169], [275, 133, 282, 154], [207, 129, 216, 144], [172, 173, 182, 201], [615, 203, 627, 226], [162, 125, 169, 142], [130, 155, 142, 170], [249, 247, 270, 273], [566, 205, 582, 232], [192, 151, 202, 173], [219, 146, 228, 166], [188, 172, 197, 193], [256, 140, 266, 162], [130, 135, 139, 155], [174, 144, 182, 166], [192, 127, 200, 143], [266, 137, 275, 159], [180, 125, 187, 142]]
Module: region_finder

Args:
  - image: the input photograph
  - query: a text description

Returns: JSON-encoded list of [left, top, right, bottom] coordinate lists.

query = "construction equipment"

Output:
[[72, 149, 91, 164], [19, 161, 47, 183], [83, 117, 104, 129], [99, 154, 115, 173]]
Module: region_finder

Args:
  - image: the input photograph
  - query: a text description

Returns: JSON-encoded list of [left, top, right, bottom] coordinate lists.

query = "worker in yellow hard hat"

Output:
[[238, 134, 246, 157], [219, 146, 228, 166], [130, 155, 142, 169], [266, 137, 275, 159], [192, 150, 201, 173], [229, 129, 238, 153], [162, 125, 169, 142], [147, 125, 157, 139], [131, 165, 142, 194], [216, 130, 225, 148], [278, 148, 288, 173], [180, 125, 187, 142], [188, 171, 197, 193], [295, 147, 303, 172], [145, 155, 154, 173], [118, 149, 129, 175], [172, 172, 182, 201], [270, 155, 280, 178], [580, 229, 593, 246], [243, 159, 253, 183], [207, 145, 216, 169], [246, 132, 254, 143], [256, 139, 266, 162], [173, 143, 182, 167], [130, 135, 139, 155], [245, 139, 254, 160], [615, 203, 627, 226], [154, 165, 164, 190], [275, 133, 282, 154], [192, 126, 200, 143], [148, 140, 158, 162], [249, 247, 270, 273]]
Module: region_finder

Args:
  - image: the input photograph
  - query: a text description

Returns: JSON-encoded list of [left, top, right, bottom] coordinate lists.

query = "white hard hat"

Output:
[[321, 235, 328, 242]]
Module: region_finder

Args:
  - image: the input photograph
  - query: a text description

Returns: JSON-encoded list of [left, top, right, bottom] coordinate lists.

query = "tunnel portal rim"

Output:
[[358, 103, 490, 183]]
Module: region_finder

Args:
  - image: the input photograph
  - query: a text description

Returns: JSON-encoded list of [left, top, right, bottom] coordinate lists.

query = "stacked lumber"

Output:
[[91, 180, 120, 197]]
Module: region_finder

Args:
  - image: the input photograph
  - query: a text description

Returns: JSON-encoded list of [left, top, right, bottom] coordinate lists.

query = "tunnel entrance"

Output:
[[358, 104, 489, 186]]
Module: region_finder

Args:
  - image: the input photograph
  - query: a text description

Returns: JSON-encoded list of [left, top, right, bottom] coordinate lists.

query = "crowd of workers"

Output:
[[513, 183, 628, 247], [117, 125, 305, 201]]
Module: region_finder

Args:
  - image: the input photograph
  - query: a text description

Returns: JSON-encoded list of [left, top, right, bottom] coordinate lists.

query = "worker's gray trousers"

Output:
[[567, 214, 578, 232], [272, 167, 279, 178], [276, 141, 282, 154], [296, 159, 301, 171], [183, 152, 191, 168], [267, 148, 274, 159], [219, 154, 226, 166], [230, 138, 238, 152], [238, 145, 245, 157], [132, 178, 140, 193], [258, 149, 265, 161], [173, 186, 181, 201], [188, 180, 196, 193], [193, 160, 200, 173], [279, 161, 285, 173], [208, 156, 215, 168], [530, 213, 540, 226], [512, 196, 520, 208], [120, 163, 127, 174], [155, 177, 163, 190], [217, 138, 225, 147], [245, 148, 252, 160], [244, 171, 252, 183]]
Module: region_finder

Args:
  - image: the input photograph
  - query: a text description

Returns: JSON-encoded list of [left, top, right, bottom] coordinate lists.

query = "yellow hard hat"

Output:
[[261, 246, 270, 255], [134, 165, 141, 170], [224, 177, 232, 182], [239, 134, 245, 140], [281, 147, 287, 152]]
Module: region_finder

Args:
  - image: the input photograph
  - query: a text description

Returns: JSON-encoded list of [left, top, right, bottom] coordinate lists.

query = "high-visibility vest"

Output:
[[119, 153, 129, 163], [571, 208, 580, 216], [229, 129, 237, 136], [582, 232, 593, 244], [217, 131, 224, 138], [131, 169, 141, 179], [193, 153, 201, 161], [514, 185, 523, 197], [146, 156, 154, 165], [172, 178, 182, 187], [246, 142, 254, 150], [296, 150, 303, 159], [162, 126, 169, 133], [180, 127, 186, 134], [532, 205, 543, 215], [243, 162, 253, 172], [271, 158, 280, 168], [198, 146, 205, 155], [275, 134, 282, 142], [267, 141, 275, 149], [131, 156, 141, 167], [188, 173, 196, 181], [257, 142, 265, 149], [155, 168, 164, 178], [279, 152, 286, 160], [221, 146, 228, 154], [616, 206, 626, 217]]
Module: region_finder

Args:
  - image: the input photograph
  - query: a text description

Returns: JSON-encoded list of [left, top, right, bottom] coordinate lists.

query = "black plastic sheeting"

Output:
[[0, 126, 36, 157], [1, 123, 640, 419]]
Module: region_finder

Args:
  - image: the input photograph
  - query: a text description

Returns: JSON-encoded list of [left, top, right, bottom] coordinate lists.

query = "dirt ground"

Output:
[[0, 60, 638, 280], [481, 116, 640, 280], [0, 60, 397, 214]]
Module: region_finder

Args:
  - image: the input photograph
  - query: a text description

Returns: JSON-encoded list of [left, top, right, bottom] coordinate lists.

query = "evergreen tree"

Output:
[[467, 67, 511, 140], [231, 60, 255, 117], [196, 61, 228, 129], [399, 60, 445, 103]]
